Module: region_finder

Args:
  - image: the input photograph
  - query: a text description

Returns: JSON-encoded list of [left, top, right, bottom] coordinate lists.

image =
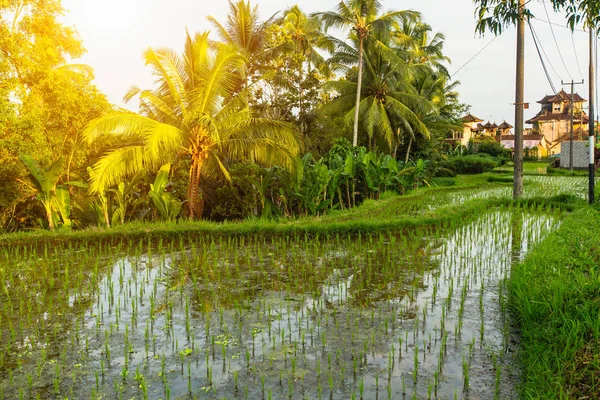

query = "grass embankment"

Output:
[[510, 206, 600, 399], [0, 174, 577, 247]]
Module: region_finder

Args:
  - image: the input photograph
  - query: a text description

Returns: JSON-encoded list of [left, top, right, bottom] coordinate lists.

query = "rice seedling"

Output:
[[0, 194, 564, 399]]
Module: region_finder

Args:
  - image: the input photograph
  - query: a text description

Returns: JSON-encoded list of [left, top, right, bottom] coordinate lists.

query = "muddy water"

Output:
[[0, 210, 560, 399]]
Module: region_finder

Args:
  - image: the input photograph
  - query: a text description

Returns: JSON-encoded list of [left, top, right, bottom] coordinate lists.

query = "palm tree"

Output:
[[207, 0, 276, 86], [391, 17, 451, 77], [280, 5, 326, 134], [314, 0, 419, 146], [324, 30, 434, 152], [84, 32, 300, 219]]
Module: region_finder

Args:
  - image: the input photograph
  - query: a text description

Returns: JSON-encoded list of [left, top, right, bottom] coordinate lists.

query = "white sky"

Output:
[[61, 0, 594, 126]]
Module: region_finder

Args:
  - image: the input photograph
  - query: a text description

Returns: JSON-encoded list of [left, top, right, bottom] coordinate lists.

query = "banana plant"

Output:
[[109, 171, 147, 226], [18, 154, 78, 230], [149, 164, 182, 221]]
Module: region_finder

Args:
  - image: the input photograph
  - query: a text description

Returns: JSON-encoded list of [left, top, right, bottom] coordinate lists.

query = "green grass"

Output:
[[494, 161, 549, 175], [0, 176, 581, 248], [509, 206, 600, 399], [547, 166, 591, 176]]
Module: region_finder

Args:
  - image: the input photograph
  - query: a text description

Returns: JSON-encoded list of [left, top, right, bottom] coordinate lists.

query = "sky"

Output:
[[60, 0, 595, 126]]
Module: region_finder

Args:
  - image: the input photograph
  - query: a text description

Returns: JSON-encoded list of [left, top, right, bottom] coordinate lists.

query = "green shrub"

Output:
[[444, 154, 500, 175], [431, 177, 456, 187], [475, 140, 511, 162], [487, 175, 513, 183]]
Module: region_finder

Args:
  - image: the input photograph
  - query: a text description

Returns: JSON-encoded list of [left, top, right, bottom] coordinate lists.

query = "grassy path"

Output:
[[509, 206, 600, 399]]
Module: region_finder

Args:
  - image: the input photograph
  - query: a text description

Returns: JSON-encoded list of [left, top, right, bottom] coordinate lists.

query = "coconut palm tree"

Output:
[[324, 30, 434, 152], [207, 0, 277, 86], [279, 5, 327, 134], [84, 32, 300, 219], [314, 0, 419, 146], [391, 17, 451, 77]]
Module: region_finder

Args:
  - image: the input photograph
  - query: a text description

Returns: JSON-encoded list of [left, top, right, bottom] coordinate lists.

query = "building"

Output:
[[453, 113, 484, 146], [454, 114, 511, 146], [526, 90, 589, 156]]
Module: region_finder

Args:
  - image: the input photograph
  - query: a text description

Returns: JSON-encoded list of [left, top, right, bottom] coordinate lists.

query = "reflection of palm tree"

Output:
[[315, 0, 419, 147], [85, 32, 300, 218]]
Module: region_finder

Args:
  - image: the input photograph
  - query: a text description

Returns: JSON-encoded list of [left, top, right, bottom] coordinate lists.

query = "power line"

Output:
[[571, 31, 585, 80], [531, 17, 586, 33], [451, 35, 499, 78], [530, 19, 561, 84], [528, 19, 557, 93], [542, 0, 573, 79]]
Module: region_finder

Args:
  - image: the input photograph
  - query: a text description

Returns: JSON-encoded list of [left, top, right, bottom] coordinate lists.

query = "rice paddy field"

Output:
[[0, 174, 594, 399]]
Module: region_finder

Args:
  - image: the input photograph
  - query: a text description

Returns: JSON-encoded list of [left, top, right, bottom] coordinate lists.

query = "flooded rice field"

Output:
[[0, 208, 561, 399]]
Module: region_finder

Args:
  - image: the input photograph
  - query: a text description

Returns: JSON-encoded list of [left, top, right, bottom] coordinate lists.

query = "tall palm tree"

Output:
[[314, 0, 419, 146], [84, 32, 300, 219], [391, 17, 451, 77], [207, 0, 276, 86], [324, 31, 434, 152], [280, 5, 326, 134]]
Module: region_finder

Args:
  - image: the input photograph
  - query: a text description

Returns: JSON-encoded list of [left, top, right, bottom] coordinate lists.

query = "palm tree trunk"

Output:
[[299, 63, 304, 136], [353, 35, 364, 147], [405, 136, 413, 164], [187, 159, 204, 219]]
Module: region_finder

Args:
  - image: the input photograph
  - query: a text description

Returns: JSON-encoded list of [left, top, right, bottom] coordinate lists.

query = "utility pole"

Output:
[[589, 26, 596, 204], [514, 0, 525, 199], [562, 79, 585, 171]]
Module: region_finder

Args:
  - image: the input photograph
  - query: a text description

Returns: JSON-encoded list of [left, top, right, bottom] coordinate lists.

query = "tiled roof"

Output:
[[461, 113, 484, 123], [497, 121, 513, 130], [526, 112, 589, 124], [537, 90, 585, 104]]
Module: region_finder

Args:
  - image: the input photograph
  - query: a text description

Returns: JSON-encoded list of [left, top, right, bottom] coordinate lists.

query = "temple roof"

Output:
[[461, 113, 484, 123], [497, 121, 513, 130], [537, 90, 585, 104], [526, 112, 589, 124]]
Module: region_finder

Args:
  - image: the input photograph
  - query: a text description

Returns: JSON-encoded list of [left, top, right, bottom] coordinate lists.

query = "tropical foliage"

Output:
[[1, 0, 470, 231]]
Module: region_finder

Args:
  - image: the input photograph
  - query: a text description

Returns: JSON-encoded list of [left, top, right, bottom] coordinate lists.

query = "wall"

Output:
[[560, 141, 590, 169]]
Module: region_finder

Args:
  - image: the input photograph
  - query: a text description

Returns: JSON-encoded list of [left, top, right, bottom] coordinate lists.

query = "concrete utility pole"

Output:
[[513, 0, 525, 199], [589, 26, 596, 204], [562, 79, 585, 171]]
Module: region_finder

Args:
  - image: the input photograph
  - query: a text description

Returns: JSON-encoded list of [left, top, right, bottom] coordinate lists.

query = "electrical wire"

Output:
[[571, 31, 585, 80], [528, 19, 557, 94], [531, 17, 586, 33], [542, 0, 573, 79], [451, 35, 499, 78], [530, 19, 562, 84]]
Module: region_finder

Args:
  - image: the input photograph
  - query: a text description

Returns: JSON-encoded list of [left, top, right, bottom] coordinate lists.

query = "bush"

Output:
[[444, 154, 500, 175], [476, 140, 511, 161], [431, 177, 456, 186], [487, 175, 513, 183]]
